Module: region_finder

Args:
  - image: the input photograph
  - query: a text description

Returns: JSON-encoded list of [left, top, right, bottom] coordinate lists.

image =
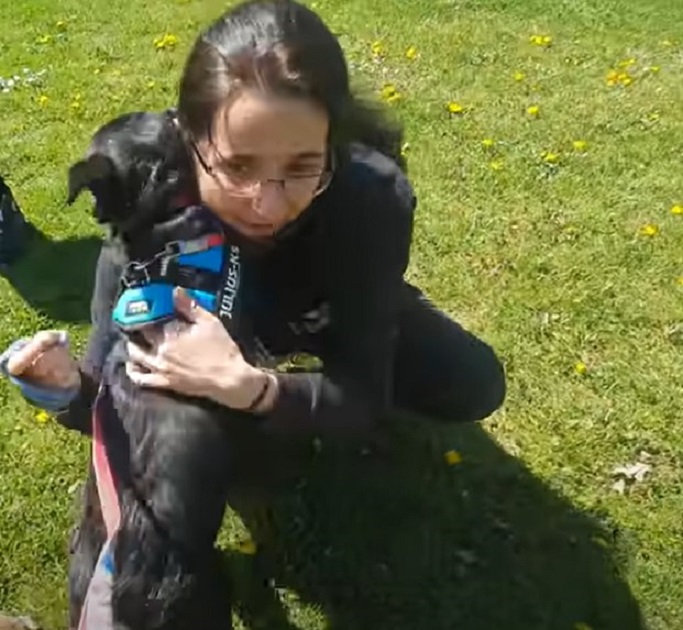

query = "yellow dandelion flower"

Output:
[[639, 223, 659, 237], [147, 80, 156, 89], [37, 95, 49, 106], [574, 361, 588, 376], [648, 111, 660, 122], [444, 450, 462, 465], [400, 142, 410, 157], [572, 140, 588, 152], [380, 83, 401, 103], [513, 71, 526, 82], [527, 105, 540, 117], [618, 72, 633, 86], [154, 33, 179, 50], [447, 101, 465, 114], [94, 68, 101, 75], [489, 160, 504, 171], [235, 538, 258, 555], [605, 69, 619, 86], [371, 40, 384, 57], [35, 411, 50, 424], [56, 20, 67, 30], [405, 46, 418, 60], [529, 34, 552, 47], [481, 138, 495, 149], [670, 204, 683, 215], [36, 34, 52, 44], [618, 58, 636, 68], [542, 151, 559, 164]]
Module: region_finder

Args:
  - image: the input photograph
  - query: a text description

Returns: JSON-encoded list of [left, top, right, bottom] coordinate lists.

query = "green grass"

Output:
[[1, 0, 682, 628]]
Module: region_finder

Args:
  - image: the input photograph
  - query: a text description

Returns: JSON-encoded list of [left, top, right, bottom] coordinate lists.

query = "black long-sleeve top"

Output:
[[56, 143, 415, 439]]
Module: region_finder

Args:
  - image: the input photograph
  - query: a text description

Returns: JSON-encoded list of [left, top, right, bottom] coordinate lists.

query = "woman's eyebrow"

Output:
[[221, 151, 325, 160], [292, 151, 326, 160], [219, 153, 254, 162]]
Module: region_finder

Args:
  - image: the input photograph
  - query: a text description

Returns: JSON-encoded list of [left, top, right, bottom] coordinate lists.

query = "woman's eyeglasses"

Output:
[[191, 140, 335, 200]]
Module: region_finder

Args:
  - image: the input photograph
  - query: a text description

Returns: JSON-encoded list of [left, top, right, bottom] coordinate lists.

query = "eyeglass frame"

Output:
[[188, 135, 336, 200]]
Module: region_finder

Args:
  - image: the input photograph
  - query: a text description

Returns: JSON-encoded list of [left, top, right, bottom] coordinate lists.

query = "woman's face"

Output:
[[192, 88, 330, 241]]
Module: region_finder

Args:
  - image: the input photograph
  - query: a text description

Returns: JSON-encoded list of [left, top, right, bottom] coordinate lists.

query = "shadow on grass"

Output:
[[231, 418, 647, 630], [0, 223, 102, 324]]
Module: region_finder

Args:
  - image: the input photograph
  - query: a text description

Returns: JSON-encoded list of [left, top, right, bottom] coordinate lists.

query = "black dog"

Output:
[[65, 110, 255, 629]]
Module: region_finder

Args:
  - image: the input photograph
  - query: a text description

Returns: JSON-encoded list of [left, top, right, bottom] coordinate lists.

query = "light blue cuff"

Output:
[[0, 336, 80, 412]]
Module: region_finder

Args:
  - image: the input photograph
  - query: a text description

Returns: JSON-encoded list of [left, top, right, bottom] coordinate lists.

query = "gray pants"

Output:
[[77, 534, 115, 628]]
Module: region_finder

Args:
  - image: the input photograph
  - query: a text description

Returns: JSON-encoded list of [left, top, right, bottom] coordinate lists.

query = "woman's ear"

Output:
[[66, 153, 117, 205]]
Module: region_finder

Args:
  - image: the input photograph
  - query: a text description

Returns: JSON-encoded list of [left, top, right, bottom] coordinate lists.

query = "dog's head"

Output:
[[67, 111, 193, 246]]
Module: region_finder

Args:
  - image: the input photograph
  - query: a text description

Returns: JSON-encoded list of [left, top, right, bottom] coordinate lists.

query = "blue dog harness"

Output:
[[112, 228, 242, 332]]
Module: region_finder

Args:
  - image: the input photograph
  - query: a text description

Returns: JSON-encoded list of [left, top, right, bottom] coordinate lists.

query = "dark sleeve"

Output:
[[54, 241, 122, 434], [257, 155, 415, 438]]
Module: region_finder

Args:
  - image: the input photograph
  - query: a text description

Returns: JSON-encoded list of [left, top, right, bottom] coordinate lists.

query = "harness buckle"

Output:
[[121, 261, 151, 288], [164, 240, 182, 256]]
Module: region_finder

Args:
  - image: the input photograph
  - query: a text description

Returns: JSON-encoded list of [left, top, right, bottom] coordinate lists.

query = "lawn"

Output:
[[1, 0, 682, 628]]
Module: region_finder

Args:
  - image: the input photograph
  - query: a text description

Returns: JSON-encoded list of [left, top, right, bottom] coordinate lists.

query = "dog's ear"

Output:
[[66, 154, 117, 205]]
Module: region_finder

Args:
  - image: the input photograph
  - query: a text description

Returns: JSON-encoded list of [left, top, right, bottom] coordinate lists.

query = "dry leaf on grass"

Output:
[[612, 452, 652, 494]]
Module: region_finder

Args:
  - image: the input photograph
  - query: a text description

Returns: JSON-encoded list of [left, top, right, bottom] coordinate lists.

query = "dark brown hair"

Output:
[[177, 0, 406, 170]]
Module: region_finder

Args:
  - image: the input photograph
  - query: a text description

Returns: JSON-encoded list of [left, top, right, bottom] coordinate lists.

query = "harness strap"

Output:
[[163, 259, 223, 293], [121, 232, 225, 289], [164, 232, 224, 256], [91, 387, 121, 537]]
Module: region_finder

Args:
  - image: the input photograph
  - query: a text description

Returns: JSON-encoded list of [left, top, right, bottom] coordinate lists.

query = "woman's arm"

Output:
[[250, 151, 415, 439], [54, 241, 123, 434]]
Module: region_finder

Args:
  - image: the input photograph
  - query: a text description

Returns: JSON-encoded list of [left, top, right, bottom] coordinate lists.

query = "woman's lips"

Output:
[[237, 221, 275, 237]]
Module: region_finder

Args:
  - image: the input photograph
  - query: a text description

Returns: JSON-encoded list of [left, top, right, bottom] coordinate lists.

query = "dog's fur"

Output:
[[66, 111, 253, 629]]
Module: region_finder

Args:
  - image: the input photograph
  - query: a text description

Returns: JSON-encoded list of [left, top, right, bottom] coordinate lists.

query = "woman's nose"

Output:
[[252, 180, 288, 220]]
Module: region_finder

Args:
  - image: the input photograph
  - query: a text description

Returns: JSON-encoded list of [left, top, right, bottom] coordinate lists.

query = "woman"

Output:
[[5, 0, 505, 464]]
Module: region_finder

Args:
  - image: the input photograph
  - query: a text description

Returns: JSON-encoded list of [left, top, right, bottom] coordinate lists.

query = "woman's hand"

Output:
[[6, 331, 81, 390], [126, 287, 277, 412]]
